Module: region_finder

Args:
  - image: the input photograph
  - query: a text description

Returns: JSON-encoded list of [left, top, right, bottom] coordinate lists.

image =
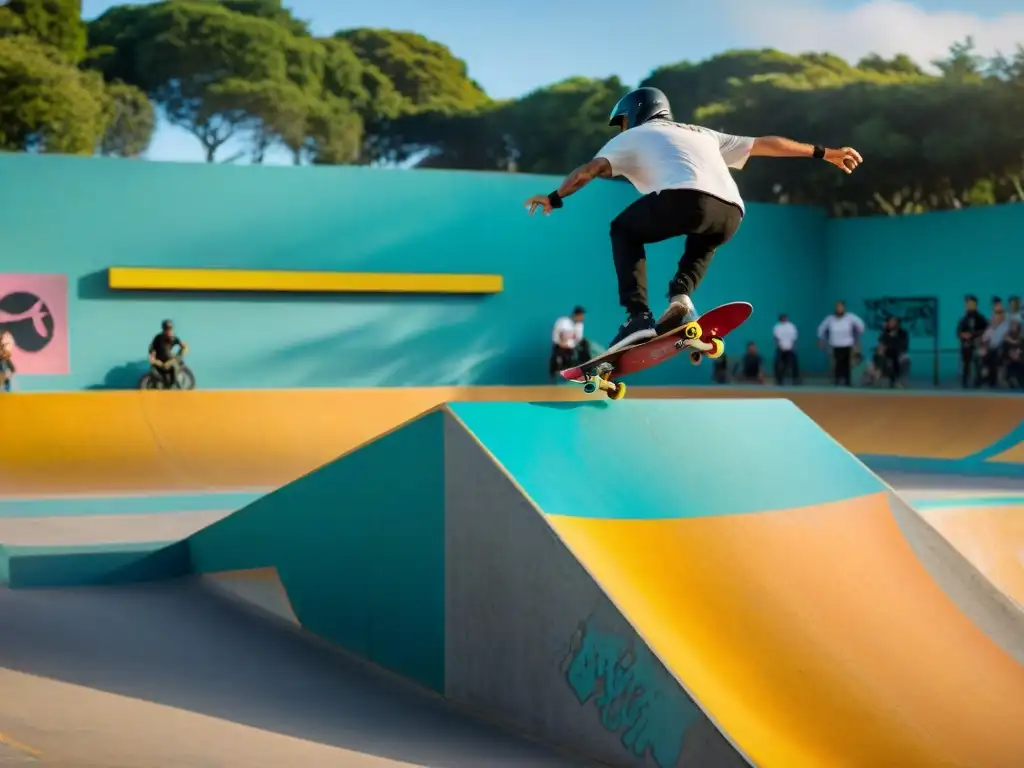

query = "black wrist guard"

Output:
[[813, 145, 826, 160], [548, 191, 564, 209]]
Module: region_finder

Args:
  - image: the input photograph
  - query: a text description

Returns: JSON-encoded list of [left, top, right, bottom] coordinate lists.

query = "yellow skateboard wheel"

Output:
[[708, 337, 725, 359], [683, 322, 701, 340]]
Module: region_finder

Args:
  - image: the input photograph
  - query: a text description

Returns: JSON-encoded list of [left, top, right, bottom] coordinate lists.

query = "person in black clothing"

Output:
[[148, 320, 189, 388], [957, 295, 987, 388], [733, 341, 765, 384], [1002, 320, 1023, 389], [711, 353, 729, 384], [879, 316, 909, 388]]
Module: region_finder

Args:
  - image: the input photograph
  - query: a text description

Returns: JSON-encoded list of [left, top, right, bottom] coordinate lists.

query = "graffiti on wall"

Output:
[[862, 296, 938, 338], [561, 619, 701, 768], [0, 274, 69, 374]]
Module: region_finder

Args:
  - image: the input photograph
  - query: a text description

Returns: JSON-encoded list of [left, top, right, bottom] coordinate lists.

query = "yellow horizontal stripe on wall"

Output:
[[107, 267, 503, 295]]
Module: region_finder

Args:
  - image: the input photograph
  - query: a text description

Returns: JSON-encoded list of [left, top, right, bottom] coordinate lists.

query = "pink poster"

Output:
[[0, 274, 70, 375]]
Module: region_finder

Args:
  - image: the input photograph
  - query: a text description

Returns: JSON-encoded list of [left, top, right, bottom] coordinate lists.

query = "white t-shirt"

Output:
[[595, 120, 755, 211], [817, 313, 865, 348], [552, 316, 583, 348], [773, 321, 798, 351]]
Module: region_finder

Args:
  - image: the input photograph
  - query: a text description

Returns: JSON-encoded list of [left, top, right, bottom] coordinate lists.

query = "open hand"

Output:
[[524, 194, 553, 216], [825, 147, 862, 174]]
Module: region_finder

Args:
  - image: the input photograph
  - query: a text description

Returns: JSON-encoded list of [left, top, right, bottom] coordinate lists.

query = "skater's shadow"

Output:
[[531, 401, 610, 412]]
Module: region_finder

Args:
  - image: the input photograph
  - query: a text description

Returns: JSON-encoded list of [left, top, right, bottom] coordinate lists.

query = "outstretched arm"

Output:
[[555, 157, 613, 198], [751, 136, 862, 173], [524, 157, 612, 216]]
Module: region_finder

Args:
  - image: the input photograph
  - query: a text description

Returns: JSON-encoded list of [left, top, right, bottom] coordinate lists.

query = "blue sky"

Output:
[[81, 0, 1024, 163]]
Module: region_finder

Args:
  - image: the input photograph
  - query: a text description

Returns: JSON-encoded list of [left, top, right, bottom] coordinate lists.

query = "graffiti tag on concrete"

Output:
[[562, 621, 700, 768]]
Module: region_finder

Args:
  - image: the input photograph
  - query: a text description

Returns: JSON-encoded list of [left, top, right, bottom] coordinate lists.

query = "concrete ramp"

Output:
[[187, 400, 1024, 768]]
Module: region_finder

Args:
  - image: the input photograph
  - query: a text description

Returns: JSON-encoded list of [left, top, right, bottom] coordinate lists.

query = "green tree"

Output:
[[335, 27, 489, 162], [0, 35, 108, 153], [209, 0, 309, 36], [337, 28, 488, 114], [641, 49, 854, 125], [2, 0, 85, 61], [100, 79, 155, 156], [88, 1, 309, 162]]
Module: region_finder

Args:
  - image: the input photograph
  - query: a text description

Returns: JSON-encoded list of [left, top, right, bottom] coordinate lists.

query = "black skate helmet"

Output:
[[608, 87, 672, 131]]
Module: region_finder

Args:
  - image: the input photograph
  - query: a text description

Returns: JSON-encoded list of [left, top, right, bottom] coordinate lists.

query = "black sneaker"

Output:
[[606, 311, 656, 353]]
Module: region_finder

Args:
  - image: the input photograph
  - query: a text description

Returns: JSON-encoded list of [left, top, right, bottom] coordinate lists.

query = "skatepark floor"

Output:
[[0, 580, 593, 768]]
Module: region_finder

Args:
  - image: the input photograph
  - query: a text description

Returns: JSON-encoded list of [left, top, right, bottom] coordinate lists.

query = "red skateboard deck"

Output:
[[560, 301, 752, 398]]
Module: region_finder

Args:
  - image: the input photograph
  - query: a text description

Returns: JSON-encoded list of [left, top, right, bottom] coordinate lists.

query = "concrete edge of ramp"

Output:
[[884, 488, 1024, 664]]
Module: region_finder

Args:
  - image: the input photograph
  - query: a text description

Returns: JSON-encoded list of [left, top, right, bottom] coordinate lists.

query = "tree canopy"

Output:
[[0, 0, 154, 155], [1, 0, 1021, 217]]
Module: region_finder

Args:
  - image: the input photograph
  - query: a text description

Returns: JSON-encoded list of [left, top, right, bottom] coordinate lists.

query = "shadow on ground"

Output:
[[0, 581, 589, 767]]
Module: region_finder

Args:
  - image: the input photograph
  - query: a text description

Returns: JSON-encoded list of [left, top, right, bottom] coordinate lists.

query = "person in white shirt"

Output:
[[772, 313, 800, 385], [549, 305, 590, 380], [817, 301, 866, 387], [524, 86, 863, 353], [1008, 295, 1022, 326]]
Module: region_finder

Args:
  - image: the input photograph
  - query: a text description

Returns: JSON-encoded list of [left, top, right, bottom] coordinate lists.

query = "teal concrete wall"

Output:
[[0, 153, 825, 390], [187, 410, 447, 693], [826, 203, 1024, 381]]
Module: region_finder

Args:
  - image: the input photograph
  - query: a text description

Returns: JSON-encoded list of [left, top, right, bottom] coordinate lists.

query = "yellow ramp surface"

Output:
[[547, 494, 1024, 767], [3, 387, 1021, 496], [0, 388, 590, 494]]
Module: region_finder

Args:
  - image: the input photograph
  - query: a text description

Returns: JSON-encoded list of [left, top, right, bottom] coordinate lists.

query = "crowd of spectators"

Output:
[[957, 295, 1022, 389], [549, 295, 1023, 392]]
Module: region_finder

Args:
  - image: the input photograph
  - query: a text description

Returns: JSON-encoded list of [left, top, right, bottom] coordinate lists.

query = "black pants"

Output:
[[610, 189, 743, 314], [960, 346, 975, 388], [978, 349, 1000, 388], [832, 346, 853, 386], [1007, 360, 1023, 388], [774, 350, 800, 385], [548, 341, 591, 378]]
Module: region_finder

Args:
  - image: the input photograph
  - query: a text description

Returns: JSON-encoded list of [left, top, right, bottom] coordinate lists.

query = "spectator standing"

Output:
[[957, 295, 987, 388], [771, 312, 800, 385], [549, 306, 591, 380], [982, 297, 1010, 386], [0, 330, 14, 392], [1008, 296, 1022, 326], [817, 300, 865, 387]]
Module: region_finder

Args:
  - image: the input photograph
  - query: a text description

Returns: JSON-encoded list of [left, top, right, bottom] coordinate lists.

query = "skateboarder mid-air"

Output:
[[524, 87, 863, 353]]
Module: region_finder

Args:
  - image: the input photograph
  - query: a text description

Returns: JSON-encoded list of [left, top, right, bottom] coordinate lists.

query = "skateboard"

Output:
[[559, 301, 753, 400]]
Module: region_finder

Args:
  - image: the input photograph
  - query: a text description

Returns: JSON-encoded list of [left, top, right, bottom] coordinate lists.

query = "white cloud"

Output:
[[725, 0, 1024, 69]]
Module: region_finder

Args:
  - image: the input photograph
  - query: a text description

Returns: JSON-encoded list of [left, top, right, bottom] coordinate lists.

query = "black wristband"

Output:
[[548, 191, 564, 209], [812, 145, 826, 160]]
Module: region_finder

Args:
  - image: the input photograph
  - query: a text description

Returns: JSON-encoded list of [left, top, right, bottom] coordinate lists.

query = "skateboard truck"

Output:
[[578, 363, 626, 400], [581, 374, 627, 400]]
